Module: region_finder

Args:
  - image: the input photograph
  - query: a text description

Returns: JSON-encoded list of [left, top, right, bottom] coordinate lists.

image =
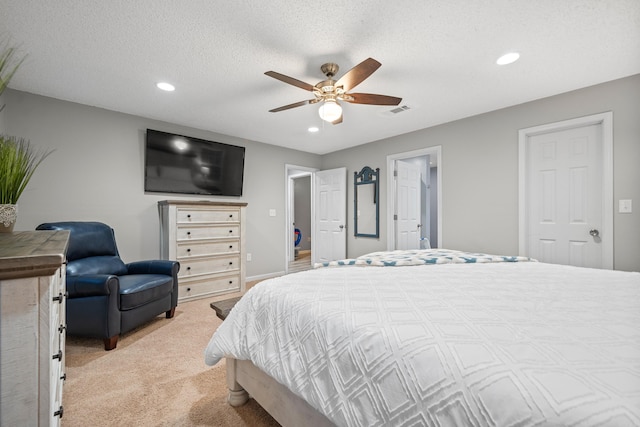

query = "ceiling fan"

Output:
[[265, 58, 402, 124]]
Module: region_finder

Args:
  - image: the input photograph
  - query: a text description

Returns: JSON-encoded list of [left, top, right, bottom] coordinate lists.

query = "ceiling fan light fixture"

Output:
[[156, 82, 176, 91], [496, 52, 520, 65], [318, 99, 342, 122]]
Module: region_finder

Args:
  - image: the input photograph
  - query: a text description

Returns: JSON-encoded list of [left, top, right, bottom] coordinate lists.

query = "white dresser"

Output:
[[159, 200, 247, 302], [0, 230, 69, 427]]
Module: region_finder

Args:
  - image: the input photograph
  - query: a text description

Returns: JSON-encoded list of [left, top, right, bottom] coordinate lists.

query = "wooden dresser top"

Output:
[[0, 231, 69, 280], [158, 200, 247, 207]]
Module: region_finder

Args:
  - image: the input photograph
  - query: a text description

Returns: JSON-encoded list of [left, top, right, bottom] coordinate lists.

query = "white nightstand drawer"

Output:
[[177, 225, 239, 240], [177, 240, 239, 258], [179, 276, 240, 301], [179, 255, 240, 278], [177, 208, 239, 223]]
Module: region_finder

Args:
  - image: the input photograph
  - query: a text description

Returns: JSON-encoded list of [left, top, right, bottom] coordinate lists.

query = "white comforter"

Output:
[[205, 261, 640, 426]]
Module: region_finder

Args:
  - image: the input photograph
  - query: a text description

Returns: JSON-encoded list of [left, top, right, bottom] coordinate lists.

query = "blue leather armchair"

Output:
[[36, 221, 180, 350]]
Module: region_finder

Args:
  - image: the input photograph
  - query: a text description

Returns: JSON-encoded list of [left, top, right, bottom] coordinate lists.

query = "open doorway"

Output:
[[285, 165, 317, 274], [386, 147, 442, 250], [291, 175, 312, 272]]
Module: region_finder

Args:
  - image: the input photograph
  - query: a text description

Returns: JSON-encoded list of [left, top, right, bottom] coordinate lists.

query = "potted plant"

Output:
[[0, 136, 52, 232]]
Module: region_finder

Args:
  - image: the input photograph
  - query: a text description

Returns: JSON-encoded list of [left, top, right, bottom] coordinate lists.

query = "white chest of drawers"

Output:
[[0, 230, 69, 427], [159, 200, 247, 302]]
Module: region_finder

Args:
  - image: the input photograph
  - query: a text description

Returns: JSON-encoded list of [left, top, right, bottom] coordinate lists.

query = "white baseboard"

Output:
[[247, 271, 284, 283]]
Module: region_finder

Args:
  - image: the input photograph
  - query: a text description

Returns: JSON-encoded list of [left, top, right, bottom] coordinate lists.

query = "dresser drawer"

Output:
[[177, 240, 239, 258], [51, 269, 63, 295], [179, 255, 240, 278], [179, 275, 241, 300], [177, 225, 239, 240], [177, 208, 240, 223]]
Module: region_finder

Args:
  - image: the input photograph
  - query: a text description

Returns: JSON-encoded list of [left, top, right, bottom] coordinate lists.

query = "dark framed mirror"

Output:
[[354, 166, 380, 238]]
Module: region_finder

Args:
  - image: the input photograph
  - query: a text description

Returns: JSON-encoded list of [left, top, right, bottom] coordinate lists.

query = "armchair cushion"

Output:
[[118, 274, 174, 310], [67, 256, 128, 276]]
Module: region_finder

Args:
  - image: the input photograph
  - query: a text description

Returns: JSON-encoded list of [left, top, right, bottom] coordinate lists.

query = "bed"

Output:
[[205, 249, 640, 426]]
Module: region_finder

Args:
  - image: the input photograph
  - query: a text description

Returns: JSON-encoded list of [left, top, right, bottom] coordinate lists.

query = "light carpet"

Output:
[[62, 298, 280, 426]]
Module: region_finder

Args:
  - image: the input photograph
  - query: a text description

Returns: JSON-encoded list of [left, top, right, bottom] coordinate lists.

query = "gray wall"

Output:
[[321, 74, 640, 272], [3, 90, 321, 280], [4, 74, 639, 275]]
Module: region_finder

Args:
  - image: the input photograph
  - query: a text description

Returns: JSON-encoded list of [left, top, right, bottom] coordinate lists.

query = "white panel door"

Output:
[[314, 167, 346, 263], [396, 161, 421, 250], [527, 124, 603, 267]]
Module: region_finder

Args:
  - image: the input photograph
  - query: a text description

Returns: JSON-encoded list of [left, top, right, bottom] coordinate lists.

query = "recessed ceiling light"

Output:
[[308, 126, 319, 133], [156, 82, 175, 91], [496, 52, 520, 65]]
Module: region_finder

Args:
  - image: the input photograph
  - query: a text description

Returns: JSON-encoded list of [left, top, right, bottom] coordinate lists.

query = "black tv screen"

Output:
[[144, 129, 245, 196]]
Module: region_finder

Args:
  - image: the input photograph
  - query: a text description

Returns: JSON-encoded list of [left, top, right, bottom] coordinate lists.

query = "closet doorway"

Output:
[[386, 147, 442, 250], [285, 165, 316, 274]]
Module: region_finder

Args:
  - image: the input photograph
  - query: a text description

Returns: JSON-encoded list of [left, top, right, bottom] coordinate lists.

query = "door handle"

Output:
[[589, 229, 599, 237]]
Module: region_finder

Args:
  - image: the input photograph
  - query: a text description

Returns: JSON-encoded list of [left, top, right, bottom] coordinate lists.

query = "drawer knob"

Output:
[[229, 230, 233, 233], [186, 248, 191, 253], [61, 373, 67, 381], [229, 280, 233, 284], [229, 261, 233, 266], [59, 324, 66, 333], [186, 287, 191, 292], [187, 231, 191, 236], [187, 214, 191, 219], [187, 266, 191, 270], [54, 406, 64, 418], [52, 293, 64, 304], [52, 350, 63, 360], [229, 214, 233, 218], [229, 245, 233, 249]]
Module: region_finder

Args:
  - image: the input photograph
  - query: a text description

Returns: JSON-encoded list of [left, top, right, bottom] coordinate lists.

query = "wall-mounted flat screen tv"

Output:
[[144, 129, 245, 196]]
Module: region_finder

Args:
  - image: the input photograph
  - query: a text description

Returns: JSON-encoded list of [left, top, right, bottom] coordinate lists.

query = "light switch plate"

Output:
[[619, 199, 632, 213]]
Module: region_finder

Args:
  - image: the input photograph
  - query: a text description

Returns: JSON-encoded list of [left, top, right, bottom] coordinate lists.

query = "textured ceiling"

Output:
[[1, 0, 639, 155]]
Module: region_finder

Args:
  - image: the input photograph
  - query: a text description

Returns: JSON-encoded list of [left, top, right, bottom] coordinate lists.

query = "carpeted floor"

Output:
[[62, 296, 280, 426], [288, 250, 312, 274]]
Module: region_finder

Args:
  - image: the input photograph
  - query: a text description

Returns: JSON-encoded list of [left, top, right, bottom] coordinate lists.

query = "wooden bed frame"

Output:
[[226, 357, 334, 426]]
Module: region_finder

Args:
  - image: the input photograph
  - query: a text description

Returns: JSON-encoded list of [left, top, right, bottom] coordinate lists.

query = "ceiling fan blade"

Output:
[[265, 71, 315, 92], [331, 115, 343, 125], [335, 58, 381, 92], [346, 93, 402, 106], [269, 99, 315, 112]]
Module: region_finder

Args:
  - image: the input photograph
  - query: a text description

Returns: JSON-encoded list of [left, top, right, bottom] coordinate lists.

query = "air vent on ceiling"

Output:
[[389, 105, 411, 114], [380, 104, 413, 118]]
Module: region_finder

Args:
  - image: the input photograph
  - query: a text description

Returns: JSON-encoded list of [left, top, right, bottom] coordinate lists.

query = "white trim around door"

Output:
[[285, 164, 318, 274], [386, 146, 442, 251], [518, 112, 613, 269]]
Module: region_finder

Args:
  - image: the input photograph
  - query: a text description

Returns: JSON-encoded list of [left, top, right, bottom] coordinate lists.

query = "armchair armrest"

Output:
[[126, 260, 180, 277], [66, 274, 119, 298]]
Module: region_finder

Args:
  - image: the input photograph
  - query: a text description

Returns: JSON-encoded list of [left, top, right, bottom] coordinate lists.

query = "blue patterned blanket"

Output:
[[315, 248, 535, 268]]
